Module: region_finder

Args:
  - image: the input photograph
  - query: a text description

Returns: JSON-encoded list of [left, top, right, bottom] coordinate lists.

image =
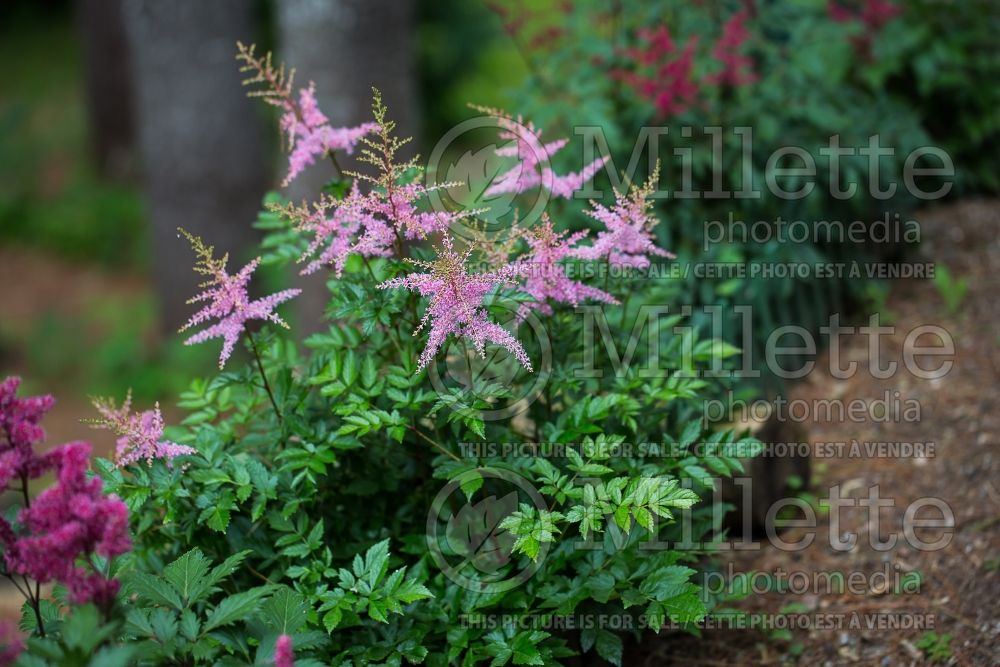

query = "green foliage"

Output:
[[883, 0, 1000, 193], [932, 265, 968, 315], [915, 631, 954, 663]]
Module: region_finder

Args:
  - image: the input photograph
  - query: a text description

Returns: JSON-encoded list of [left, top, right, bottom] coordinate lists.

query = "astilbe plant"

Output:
[[23, 45, 760, 667]]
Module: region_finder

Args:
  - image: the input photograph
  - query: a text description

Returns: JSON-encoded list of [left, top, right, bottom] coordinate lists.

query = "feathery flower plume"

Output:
[[349, 89, 479, 241], [272, 91, 476, 276], [516, 215, 617, 320], [88, 391, 196, 467], [271, 185, 390, 276], [574, 166, 674, 269], [378, 235, 532, 372], [471, 105, 608, 199], [7, 441, 131, 607], [178, 229, 301, 368], [274, 634, 295, 667], [236, 43, 378, 186]]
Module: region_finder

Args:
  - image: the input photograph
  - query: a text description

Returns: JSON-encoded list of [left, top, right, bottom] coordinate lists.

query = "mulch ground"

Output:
[[629, 198, 1000, 666]]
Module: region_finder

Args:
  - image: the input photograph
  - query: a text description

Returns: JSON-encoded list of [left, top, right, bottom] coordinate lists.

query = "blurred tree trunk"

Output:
[[123, 0, 269, 332], [277, 0, 419, 329], [76, 0, 135, 180]]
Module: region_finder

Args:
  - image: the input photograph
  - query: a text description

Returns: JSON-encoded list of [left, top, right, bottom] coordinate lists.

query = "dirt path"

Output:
[[636, 198, 1000, 665]]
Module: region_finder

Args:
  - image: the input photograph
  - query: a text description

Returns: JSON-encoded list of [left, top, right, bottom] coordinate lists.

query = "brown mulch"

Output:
[[630, 198, 1000, 666]]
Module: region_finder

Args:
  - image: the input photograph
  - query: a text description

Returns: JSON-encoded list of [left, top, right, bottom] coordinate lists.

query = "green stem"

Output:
[[408, 423, 461, 462], [244, 325, 283, 425], [618, 291, 632, 332]]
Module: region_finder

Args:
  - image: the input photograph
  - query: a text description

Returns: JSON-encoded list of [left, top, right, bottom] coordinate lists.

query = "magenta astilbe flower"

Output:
[[0, 620, 24, 667], [574, 169, 674, 269], [616, 29, 700, 118], [178, 230, 301, 368], [860, 0, 901, 30], [5, 441, 131, 607], [274, 634, 295, 667], [280, 83, 378, 186], [89, 392, 196, 467], [516, 216, 617, 320], [708, 11, 756, 88], [0, 376, 59, 490], [379, 235, 532, 372], [472, 106, 608, 200], [0, 376, 54, 452]]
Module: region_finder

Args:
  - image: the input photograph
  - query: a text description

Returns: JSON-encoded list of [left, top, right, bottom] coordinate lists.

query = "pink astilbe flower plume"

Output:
[[236, 43, 378, 186], [516, 215, 618, 321], [178, 229, 301, 368], [471, 105, 608, 199], [271, 89, 480, 276], [271, 184, 390, 276], [574, 166, 675, 269], [274, 634, 295, 667], [87, 391, 196, 467], [378, 235, 532, 373], [348, 90, 480, 241]]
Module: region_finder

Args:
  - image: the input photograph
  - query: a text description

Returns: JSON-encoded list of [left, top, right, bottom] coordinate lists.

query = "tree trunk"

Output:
[[123, 0, 269, 332], [76, 0, 135, 181], [277, 0, 419, 329]]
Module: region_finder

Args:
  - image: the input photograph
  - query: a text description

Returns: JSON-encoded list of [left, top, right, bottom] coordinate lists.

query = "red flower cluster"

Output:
[[708, 10, 757, 87], [615, 11, 756, 119], [615, 27, 700, 119], [829, 0, 902, 59], [0, 377, 130, 610]]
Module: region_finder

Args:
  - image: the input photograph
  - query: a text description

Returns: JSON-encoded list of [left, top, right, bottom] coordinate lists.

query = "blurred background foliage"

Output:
[[0, 0, 997, 405]]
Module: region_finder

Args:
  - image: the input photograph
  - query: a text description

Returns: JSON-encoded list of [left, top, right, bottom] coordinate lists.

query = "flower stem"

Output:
[[619, 291, 632, 331], [244, 325, 283, 425], [16, 472, 45, 637], [328, 151, 344, 177], [408, 423, 461, 462]]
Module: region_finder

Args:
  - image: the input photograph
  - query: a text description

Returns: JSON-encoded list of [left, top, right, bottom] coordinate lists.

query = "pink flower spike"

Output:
[[573, 167, 674, 269], [274, 634, 295, 667], [516, 216, 618, 321], [280, 82, 378, 186], [474, 107, 606, 199], [378, 235, 532, 373], [89, 392, 197, 467], [178, 230, 301, 368]]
